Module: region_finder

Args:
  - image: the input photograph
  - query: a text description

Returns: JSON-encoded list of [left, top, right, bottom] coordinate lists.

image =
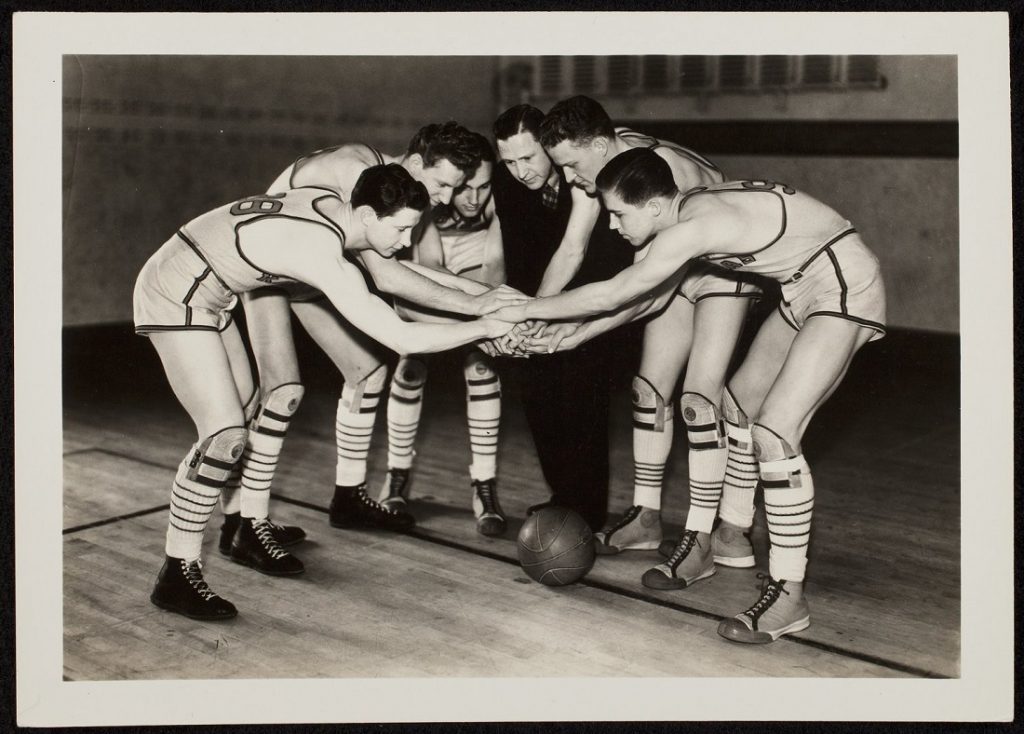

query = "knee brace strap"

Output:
[[345, 364, 387, 413], [632, 375, 670, 433], [242, 386, 261, 424], [187, 426, 247, 485], [750, 423, 803, 488], [255, 383, 305, 435], [721, 386, 750, 428], [465, 356, 500, 400], [679, 391, 725, 449]]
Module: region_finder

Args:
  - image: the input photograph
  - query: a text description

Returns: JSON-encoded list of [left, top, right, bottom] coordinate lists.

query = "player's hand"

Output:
[[525, 321, 581, 354], [481, 318, 516, 339], [476, 339, 499, 358], [473, 285, 530, 316]]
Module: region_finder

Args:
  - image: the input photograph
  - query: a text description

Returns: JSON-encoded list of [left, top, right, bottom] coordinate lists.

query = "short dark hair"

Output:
[[493, 104, 545, 143], [406, 121, 480, 174], [538, 95, 616, 149], [469, 131, 496, 165], [596, 148, 677, 206], [352, 163, 430, 217]]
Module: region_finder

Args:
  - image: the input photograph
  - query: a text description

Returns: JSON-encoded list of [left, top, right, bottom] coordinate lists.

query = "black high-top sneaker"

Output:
[[219, 512, 306, 556], [329, 483, 416, 531], [471, 478, 506, 537], [150, 555, 238, 620], [377, 468, 412, 510], [230, 517, 305, 576]]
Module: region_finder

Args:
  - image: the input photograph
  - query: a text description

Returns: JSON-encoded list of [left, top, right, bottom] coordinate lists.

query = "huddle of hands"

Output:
[[474, 284, 581, 358]]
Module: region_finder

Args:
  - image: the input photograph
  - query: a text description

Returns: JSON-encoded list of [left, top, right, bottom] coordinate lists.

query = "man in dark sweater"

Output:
[[490, 104, 633, 530]]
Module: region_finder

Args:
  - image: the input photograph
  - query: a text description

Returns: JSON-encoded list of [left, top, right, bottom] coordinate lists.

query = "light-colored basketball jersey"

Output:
[[616, 127, 725, 188], [178, 187, 346, 294], [267, 143, 387, 199], [433, 208, 492, 279], [683, 181, 853, 282]]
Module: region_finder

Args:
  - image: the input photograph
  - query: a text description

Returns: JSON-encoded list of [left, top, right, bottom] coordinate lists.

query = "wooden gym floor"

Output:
[[62, 323, 960, 680]]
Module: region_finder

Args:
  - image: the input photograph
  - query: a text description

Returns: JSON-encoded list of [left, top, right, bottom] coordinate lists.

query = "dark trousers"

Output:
[[517, 339, 614, 531]]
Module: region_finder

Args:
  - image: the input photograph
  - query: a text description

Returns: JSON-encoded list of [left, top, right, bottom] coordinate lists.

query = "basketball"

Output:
[[516, 506, 596, 586]]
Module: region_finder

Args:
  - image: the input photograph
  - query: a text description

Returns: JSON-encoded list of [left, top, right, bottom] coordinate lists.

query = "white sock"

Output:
[[465, 357, 500, 482], [762, 454, 814, 582], [386, 358, 425, 472]]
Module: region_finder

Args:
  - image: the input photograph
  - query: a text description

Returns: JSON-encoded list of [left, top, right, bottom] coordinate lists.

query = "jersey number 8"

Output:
[[230, 193, 285, 216]]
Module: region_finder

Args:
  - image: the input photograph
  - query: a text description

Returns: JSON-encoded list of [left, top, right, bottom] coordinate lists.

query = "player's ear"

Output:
[[593, 137, 609, 156], [407, 153, 424, 173], [355, 204, 378, 226], [646, 198, 662, 217]]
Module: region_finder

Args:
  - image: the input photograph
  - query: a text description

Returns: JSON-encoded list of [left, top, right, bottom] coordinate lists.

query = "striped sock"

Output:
[[219, 389, 259, 516], [681, 393, 727, 533], [632, 405, 673, 511], [335, 378, 381, 487], [240, 384, 304, 519], [762, 454, 814, 583], [465, 357, 500, 482], [386, 358, 426, 472], [719, 395, 758, 529], [165, 427, 245, 560]]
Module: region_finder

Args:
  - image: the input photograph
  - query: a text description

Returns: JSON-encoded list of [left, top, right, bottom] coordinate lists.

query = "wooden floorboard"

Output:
[[62, 338, 960, 680]]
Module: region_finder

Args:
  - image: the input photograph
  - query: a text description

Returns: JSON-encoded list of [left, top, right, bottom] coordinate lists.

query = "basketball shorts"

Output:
[[678, 260, 762, 303], [133, 233, 237, 335], [777, 231, 886, 341]]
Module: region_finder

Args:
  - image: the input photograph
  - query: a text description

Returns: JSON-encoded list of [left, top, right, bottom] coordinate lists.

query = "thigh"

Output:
[[638, 293, 694, 399], [243, 288, 301, 389], [681, 296, 752, 399], [220, 320, 256, 405], [291, 298, 385, 383], [757, 315, 875, 449], [149, 330, 245, 438], [727, 308, 798, 420]]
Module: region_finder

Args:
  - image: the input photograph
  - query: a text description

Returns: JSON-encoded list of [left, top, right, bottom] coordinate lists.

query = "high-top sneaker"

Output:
[[377, 468, 412, 510], [230, 517, 305, 576], [471, 478, 506, 537], [150, 555, 237, 620], [718, 575, 810, 643], [218, 512, 306, 556], [641, 529, 715, 590], [330, 483, 416, 531], [593, 505, 662, 555]]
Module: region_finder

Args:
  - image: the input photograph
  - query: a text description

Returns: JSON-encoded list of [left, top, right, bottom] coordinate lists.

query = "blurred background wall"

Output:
[[63, 54, 958, 333]]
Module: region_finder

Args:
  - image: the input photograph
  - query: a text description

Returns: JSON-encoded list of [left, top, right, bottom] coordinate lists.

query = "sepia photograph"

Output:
[[13, 10, 1014, 726]]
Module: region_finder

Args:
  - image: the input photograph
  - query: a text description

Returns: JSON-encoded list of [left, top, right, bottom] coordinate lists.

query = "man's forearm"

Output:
[[401, 261, 490, 296]]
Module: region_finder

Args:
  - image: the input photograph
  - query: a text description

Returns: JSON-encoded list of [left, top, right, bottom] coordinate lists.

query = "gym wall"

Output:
[[62, 55, 958, 333]]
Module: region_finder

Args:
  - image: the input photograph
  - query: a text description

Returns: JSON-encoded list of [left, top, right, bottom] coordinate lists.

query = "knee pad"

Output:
[[679, 391, 726, 449], [721, 387, 749, 428], [344, 363, 388, 413], [632, 375, 670, 432], [464, 353, 500, 397], [394, 357, 427, 391], [187, 426, 248, 484], [750, 423, 803, 488], [256, 383, 305, 431]]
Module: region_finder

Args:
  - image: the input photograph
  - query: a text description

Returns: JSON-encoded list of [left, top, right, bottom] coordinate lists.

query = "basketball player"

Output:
[[537, 96, 762, 564], [134, 165, 514, 620], [219, 123, 528, 570], [493, 148, 886, 643], [377, 134, 509, 537]]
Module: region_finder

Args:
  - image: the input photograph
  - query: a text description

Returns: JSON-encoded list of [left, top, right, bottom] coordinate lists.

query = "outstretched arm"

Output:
[[500, 221, 707, 322], [241, 221, 511, 354], [535, 186, 600, 296]]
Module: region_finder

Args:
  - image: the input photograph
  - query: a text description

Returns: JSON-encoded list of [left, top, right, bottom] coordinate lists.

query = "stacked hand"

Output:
[[473, 285, 530, 316]]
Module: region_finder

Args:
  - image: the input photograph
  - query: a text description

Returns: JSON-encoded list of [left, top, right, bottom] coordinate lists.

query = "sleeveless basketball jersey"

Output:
[[681, 181, 854, 282], [178, 187, 346, 295], [433, 207, 492, 278], [269, 143, 387, 199], [616, 127, 725, 187]]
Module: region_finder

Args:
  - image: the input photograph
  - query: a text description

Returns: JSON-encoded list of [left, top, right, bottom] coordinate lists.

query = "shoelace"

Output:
[[743, 573, 788, 621], [606, 505, 642, 536], [253, 520, 288, 560], [181, 559, 218, 601], [474, 480, 500, 515], [665, 529, 698, 570], [356, 486, 401, 516]]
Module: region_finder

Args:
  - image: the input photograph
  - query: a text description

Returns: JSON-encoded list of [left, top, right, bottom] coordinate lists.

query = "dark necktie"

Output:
[[541, 182, 559, 210]]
